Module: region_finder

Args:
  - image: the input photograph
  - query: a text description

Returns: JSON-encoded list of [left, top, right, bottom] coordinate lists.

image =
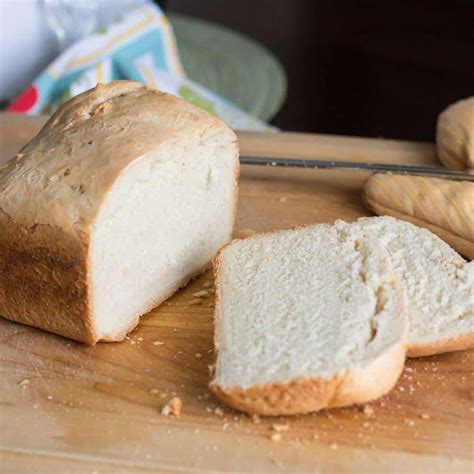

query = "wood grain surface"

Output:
[[1, 114, 473, 473]]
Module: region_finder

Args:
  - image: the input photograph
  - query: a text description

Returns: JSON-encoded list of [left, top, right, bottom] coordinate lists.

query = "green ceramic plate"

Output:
[[169, 13, 287, 122]]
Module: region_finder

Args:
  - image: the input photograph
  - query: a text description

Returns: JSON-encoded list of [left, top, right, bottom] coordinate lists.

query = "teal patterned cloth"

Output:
[[8, 3, 273, 131]]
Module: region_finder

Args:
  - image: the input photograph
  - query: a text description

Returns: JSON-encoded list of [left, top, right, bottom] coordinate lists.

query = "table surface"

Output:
[[1, 113, 473, 473]]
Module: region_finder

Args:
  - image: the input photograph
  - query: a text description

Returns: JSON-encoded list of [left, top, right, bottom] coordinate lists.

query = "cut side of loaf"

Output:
[[0, 81, 239, 344], [210, 222, 408, 416], [353, 217, 474, 357]]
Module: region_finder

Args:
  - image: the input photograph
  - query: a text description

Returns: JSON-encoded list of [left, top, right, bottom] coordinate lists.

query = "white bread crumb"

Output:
[[189, 298, 203, 306], [161, 397, 182, 416], [252, 414, 261, 424], [363, 405, 374, 416], [193, 290, 209, 298], [272, 423, 290, 432]]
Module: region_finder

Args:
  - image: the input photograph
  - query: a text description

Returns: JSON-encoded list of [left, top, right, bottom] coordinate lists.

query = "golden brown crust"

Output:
[[210, 376, 345, 416], [436, 97, 474, 172], [210, 342, 406, 416], [407, 332, 474, 358], [0, 210, 95, 344], [0, 81, 234, 233]]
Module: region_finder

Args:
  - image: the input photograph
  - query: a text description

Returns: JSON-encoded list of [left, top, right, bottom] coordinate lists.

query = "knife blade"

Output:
[[240, 156, 474, 181]]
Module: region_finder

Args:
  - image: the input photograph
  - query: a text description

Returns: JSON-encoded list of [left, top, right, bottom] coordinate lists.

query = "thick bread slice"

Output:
[[353, 217, 474, 357], [210, 222, 408, 416], [0, 81, 239, 344]]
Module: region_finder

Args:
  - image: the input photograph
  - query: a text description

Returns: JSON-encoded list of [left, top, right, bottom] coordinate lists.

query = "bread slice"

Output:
[[0, 81, 239, 344], [353, 216, 474, 357], [210, 222, 408, 416]]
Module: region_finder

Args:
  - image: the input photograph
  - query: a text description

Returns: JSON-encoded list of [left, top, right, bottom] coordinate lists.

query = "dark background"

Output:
[[161, 0, 474, 141]]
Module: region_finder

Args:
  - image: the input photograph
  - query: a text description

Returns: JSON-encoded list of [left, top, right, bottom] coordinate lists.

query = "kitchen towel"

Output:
[[8, 3, 272, 131]]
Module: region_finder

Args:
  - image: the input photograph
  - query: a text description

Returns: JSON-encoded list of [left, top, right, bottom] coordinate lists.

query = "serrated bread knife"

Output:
[[240, 156, 474, 181]]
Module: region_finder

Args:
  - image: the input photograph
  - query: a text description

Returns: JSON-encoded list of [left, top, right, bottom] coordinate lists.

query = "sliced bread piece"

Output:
[[353, 216, 474, 357], [0, 81, 239, 344], [210, 222, 408, 416]]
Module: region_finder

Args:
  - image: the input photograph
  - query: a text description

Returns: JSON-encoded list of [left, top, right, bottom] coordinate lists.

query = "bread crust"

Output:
[[210, 342, 406, 416], [0, 210, 95, 343], [436, 97, 474, 172], [0, 81, 239, 344], [407, 332, 474, 358], [210, 225, 408, 416]]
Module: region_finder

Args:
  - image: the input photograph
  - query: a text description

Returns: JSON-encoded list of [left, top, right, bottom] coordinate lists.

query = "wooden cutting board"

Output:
[[1, 114, 473, 473]]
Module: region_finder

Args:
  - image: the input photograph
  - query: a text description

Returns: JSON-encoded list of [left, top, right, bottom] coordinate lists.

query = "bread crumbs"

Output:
[[19, 379, 30, 386], [272, 423, 290, 432], [363, 405, 374, 416], [252, 414, 261, 424], [203, 281, 213, 288], [161, 397, 182, 416], [270, 433, 282, 442], [189, 298, 203, 305], [330, 443, 338, 450], [192, 290, 209, 298], [153, 341, 164, 346], [420, 413, 430, 420], [195, 352, 202, 359]]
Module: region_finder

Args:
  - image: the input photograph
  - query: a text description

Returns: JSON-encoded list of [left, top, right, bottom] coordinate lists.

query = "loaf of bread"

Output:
[[0, 81, 239, 344], [437, 97, 474, 172], [363, 174, 474, 259], [210, 222, 408, 415]]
